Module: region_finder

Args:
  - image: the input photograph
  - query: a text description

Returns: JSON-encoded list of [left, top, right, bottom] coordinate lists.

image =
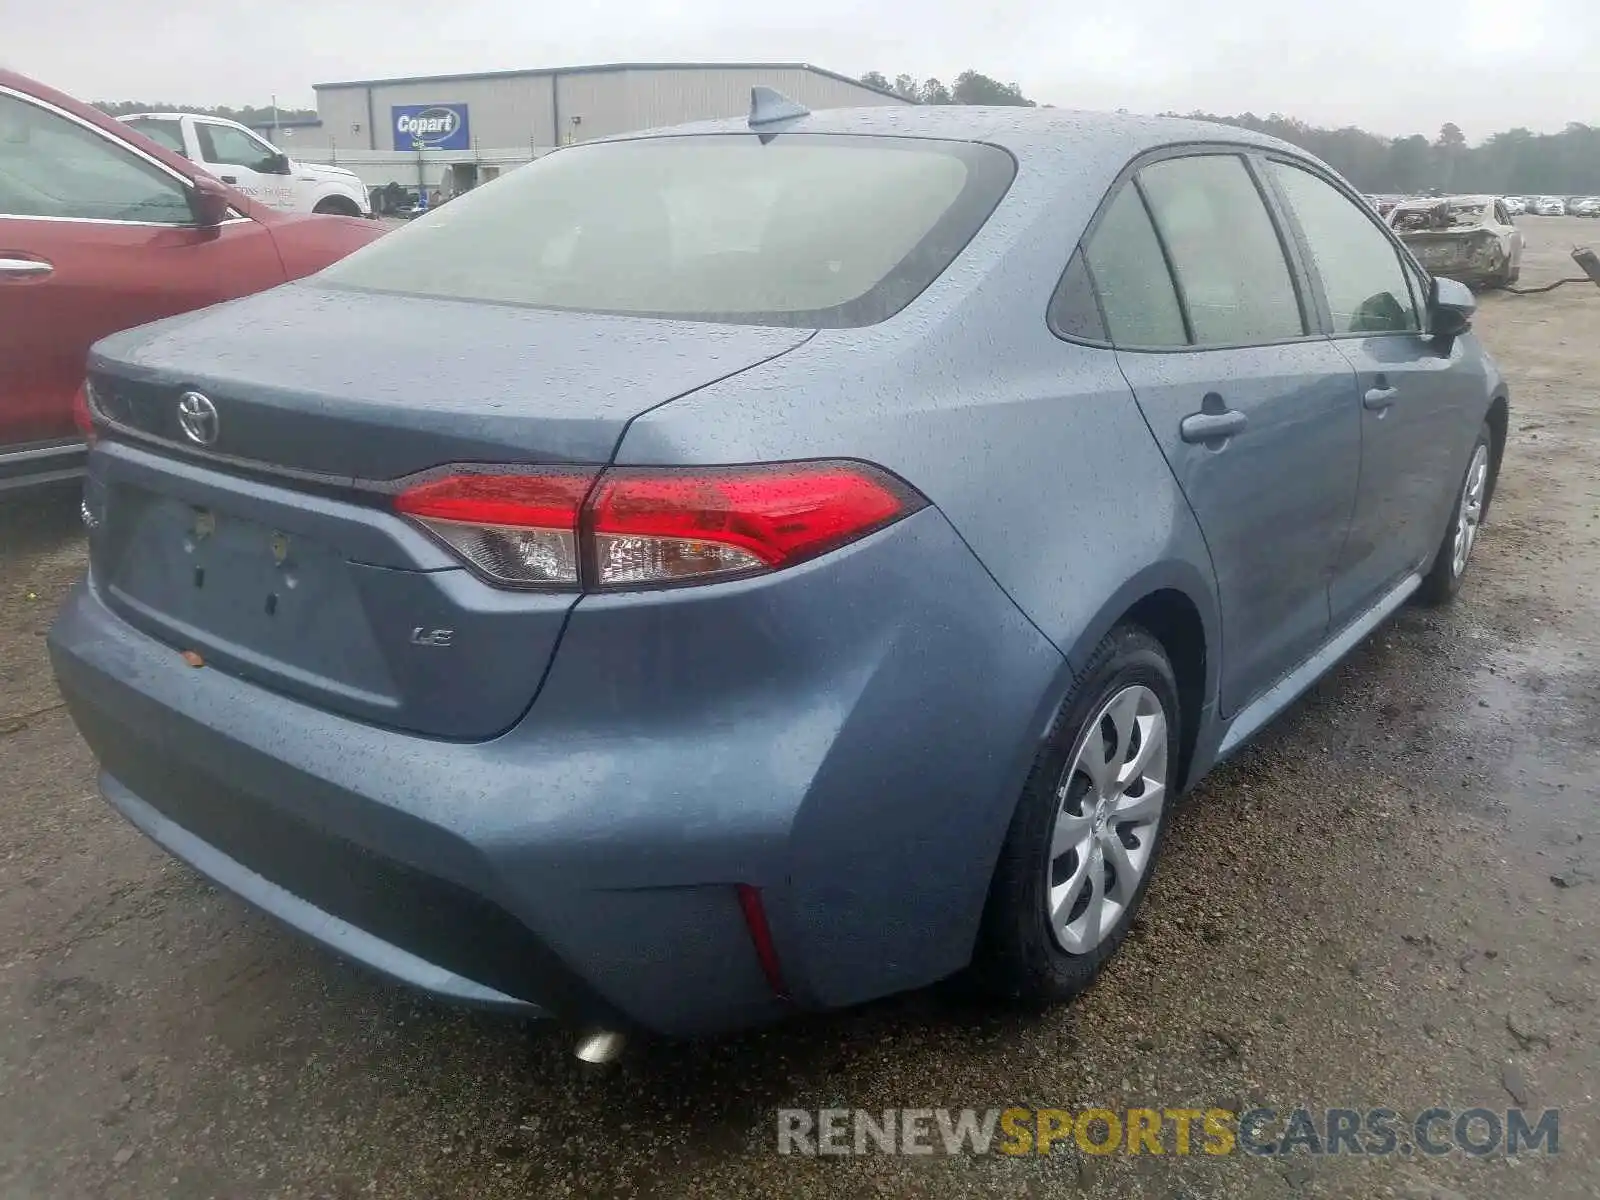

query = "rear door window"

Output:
[[1136, 154, 1306, 345], [1048, 249, 1108, 342], [1080, 185, 1187, 347]]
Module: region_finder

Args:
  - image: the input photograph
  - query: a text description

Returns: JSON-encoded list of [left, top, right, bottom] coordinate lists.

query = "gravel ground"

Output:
[[1, 218, 1597, 1200]]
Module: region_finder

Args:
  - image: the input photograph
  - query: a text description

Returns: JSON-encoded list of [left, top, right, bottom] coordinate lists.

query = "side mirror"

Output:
[[1429, 275, 1476, 339], [268, 152, 292, 175], [189, 174, 232, 227]]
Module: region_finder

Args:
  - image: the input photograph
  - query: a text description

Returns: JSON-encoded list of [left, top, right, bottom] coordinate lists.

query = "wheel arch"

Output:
[[1058, 561, 1221, 794], [1484, 392, 1509, 514], [312, 191, 364, 217]]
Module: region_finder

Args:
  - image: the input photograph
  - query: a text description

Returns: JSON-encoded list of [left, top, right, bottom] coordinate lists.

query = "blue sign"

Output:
[[392, 104, 470, 151]]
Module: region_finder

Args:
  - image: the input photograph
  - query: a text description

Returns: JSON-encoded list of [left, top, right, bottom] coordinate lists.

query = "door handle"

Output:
[[219, 175, 238, 184], [0, 256, 52, 279], [1180, 408, 1248, 444], [1363, 386, 1398, 411]]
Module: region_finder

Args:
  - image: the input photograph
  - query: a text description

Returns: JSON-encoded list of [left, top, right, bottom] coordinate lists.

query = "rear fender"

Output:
[[1057, 557, 1223, 792]]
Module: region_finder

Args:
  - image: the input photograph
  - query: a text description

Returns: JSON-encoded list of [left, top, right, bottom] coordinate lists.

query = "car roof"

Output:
[[122, 112, 240, 123], [1392, 194, 1492, 211], [607, 103, 1324, 174]]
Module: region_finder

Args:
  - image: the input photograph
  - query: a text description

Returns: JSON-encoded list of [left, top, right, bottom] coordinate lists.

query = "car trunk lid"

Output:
[[1399, 229, 1500, 277], [88, 283, 812, 477], [84, 285, 813, 739]]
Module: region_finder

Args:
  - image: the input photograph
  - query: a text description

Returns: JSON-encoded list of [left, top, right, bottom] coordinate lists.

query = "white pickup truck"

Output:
[[120, 113, 371, 218]]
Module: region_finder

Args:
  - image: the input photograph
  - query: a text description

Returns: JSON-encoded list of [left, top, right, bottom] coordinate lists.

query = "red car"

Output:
[[0, 70, 384, 491]]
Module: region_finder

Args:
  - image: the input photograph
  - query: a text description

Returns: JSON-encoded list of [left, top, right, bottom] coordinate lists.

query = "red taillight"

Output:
[[394, 469, 597, 586], [73, 382, 97, 444], [587, 463, 917, 588], [394, 460, 922, 591]]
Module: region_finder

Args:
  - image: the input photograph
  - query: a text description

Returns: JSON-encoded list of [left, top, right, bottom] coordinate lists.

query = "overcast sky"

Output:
[[4, 0, 1591, 141]]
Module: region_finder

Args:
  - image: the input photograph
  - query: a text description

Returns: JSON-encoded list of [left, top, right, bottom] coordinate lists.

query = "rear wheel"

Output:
[[1419, 422, 1492, 606], [974, 625, 1178, 1003]]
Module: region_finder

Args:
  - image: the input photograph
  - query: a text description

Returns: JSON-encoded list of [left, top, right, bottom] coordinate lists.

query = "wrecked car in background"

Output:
[[1388, 195, 1524, 288]]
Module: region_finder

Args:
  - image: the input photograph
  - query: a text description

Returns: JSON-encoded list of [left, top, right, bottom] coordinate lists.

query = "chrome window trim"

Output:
[[0, 212, 251, 227]]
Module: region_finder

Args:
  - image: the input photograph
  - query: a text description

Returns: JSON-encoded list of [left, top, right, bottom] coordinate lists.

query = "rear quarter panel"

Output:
[[617, 141, 1221, 696], [615, 145, 1224, 975], [624, 330, 1217, 683]]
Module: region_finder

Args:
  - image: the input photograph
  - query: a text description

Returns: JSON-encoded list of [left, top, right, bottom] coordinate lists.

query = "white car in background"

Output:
[[121, 113, 371, 217], [1503, 196, 1527, 216], [1571, 197, 1600, 218], [1533, 196, 1567, 216], [1388, 195, 1524, 288]]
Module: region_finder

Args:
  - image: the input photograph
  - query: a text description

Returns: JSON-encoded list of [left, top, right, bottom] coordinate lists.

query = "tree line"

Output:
[[1171, 112, 1600, 196], [863, 71, 1600, 194], [93, 100, 319, 126], [97, 79, 1600, 194], [860, 71, 1037, 107]]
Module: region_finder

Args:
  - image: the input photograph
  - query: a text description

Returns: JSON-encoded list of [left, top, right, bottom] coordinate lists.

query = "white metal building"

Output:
[[253, 62, 910, 200]]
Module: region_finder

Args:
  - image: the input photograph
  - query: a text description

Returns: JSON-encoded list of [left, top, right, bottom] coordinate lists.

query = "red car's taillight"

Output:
[[393, 461, 923, 590], [73, 381, 97, 444]]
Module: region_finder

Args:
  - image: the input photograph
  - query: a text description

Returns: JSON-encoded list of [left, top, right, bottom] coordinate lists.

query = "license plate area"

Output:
[[1416, 246, 1464, 268], [102, 487, 398, 705], [119, 496, 337, 639]]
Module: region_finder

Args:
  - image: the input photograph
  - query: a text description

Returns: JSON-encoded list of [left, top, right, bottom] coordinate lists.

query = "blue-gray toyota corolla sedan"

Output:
[[51, 100, 1508, 1042]]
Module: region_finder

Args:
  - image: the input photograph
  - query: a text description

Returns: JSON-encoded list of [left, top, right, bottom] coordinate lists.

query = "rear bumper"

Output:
[[103, 776, 545, 1014], [49, 508, 1066, 1035], [0, 438, 86, 493], [1401, 237, 1509, 285]]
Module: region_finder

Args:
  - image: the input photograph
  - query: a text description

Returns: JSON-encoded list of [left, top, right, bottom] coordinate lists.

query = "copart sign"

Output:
[[392, 104, 470, 151]]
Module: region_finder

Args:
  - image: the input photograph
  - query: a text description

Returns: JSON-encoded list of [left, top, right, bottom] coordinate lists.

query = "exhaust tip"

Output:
[[573, 1030, 627, 1065]]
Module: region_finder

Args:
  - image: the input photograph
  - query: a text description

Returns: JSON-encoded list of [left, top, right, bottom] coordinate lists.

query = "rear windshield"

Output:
[[319, 133, 1016, 327], [1391, 203, 1486, 232]]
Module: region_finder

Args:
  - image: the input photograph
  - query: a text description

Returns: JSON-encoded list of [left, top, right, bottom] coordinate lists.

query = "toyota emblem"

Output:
[[176, 391, 219, 447]]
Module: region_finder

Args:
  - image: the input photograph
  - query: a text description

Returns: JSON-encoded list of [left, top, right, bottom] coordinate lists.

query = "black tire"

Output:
[[973, 624, 1180, 1003], [313, 197, 362, 217], [1418, 421, 1493, 606]]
